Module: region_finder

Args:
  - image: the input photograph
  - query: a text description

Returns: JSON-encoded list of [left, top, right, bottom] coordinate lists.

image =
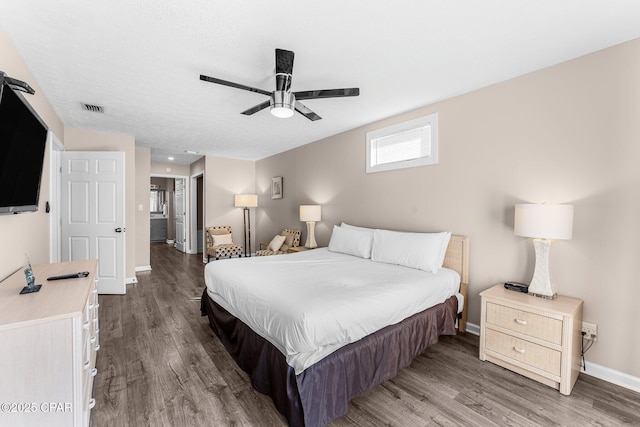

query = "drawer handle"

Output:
[[88, 303, 95, 310], [514, 318, 527, 326], [91, 368, 98, 377], [89, 398, 96, 409], [84, 360, 90, 369], [95, 344, 101, 351], [513, 346, 526, 354], [92, 288, 98, 294], [95, 303, 100, 309], [83, 321, 90, 330], [90, 336, 96, 344]]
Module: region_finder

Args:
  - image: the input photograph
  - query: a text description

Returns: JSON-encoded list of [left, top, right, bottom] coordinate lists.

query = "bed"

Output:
[[201, 229, 469, 426]]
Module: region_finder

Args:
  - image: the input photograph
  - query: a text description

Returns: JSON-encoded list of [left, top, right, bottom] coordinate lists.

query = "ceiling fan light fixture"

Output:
[[270, 90, 295, 118]]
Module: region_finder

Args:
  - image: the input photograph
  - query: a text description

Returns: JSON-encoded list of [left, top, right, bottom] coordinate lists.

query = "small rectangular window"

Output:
[[366, 113, 438, 173]]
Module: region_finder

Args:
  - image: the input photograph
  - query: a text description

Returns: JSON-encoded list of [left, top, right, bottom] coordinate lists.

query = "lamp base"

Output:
[[527, 238, 557, 299], [304, 221, 318, 249]]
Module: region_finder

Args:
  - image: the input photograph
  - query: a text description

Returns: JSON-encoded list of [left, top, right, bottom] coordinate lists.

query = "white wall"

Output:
[[204, 156, 256, 253], [135, 147, 151, 269], [0, 32, 63, 279]]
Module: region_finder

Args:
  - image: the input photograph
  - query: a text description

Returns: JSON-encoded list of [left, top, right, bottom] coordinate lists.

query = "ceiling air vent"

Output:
[[81, 103, 105, 113]]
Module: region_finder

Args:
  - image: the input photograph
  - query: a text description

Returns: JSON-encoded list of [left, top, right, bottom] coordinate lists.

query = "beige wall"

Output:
[[150, 162, 190, 177], [64, 127, 137, 280], [190, 157, 205, 176], [135, 147, 151, 268], [204, 156, 256, 252], [0, 32, 64, 279], [256, 38, 640, 378]]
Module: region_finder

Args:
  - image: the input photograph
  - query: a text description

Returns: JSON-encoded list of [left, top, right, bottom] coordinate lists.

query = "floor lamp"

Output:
[[300, 205, 321, 248], [235, 194, 258, 257]]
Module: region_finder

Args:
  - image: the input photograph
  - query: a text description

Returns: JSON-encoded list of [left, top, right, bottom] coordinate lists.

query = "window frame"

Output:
[[365, 113, 438, 173]]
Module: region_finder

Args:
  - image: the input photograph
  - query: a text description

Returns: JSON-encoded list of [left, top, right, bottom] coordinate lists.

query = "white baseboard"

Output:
[[465, 321, 480, 336], [581, 361, 640, 393], [135, 265, 152, 272], [466, 321, 640, 394], [125, 276, 138, 284]]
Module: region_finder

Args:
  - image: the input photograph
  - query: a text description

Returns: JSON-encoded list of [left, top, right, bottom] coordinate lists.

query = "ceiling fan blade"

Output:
[[295, 101, 322, 121], [200, 74, 271, 96], [294, 88, 360, 100], [241, 100, 271, 116]]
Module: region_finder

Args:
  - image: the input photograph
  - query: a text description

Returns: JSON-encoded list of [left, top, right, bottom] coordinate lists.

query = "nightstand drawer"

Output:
[[486, 302, 563, 345], [485, 329, 561, 377]]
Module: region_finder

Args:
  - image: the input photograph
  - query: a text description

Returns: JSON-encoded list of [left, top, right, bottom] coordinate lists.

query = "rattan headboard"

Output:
[[443, 235, 469, 284], [442, 235, 469, 332]]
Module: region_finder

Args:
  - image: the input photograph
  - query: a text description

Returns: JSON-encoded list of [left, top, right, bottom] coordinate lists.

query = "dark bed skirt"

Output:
[[201, 290, 458, 427]]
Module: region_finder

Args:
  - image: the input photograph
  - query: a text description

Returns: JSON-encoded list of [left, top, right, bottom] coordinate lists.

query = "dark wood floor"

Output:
[[95, 243, 640, 426]]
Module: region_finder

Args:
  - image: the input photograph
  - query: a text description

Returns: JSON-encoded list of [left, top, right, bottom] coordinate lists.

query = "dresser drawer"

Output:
[[486, 302, 563, 345], [485, 329, 561, 377]]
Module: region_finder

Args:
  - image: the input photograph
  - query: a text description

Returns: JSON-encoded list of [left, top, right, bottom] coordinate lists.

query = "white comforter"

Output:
[[204, 248, 460, 374]]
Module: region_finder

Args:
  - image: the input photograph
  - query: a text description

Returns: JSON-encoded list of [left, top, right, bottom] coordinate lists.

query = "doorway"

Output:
[[150, 174, 190, 253]]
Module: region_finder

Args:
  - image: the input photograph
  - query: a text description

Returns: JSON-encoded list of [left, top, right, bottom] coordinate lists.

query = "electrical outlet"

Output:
[[581, 321, 597, 341]]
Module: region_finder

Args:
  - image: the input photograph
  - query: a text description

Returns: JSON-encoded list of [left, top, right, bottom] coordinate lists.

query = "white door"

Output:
[[61, 151, 126, 294], [175, 178, 185, 252]]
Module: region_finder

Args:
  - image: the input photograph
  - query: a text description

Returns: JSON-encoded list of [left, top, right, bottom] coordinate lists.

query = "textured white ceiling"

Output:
[[2, 1, 640, 164]]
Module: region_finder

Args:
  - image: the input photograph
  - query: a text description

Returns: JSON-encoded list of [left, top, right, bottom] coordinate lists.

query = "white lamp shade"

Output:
[[514, 204, 573, 240], [234, 194, 258, 208], [300, 205, 321, 222]]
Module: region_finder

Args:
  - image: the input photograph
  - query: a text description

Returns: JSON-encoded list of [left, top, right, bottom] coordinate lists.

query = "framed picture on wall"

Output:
[[271, 176, 283, 199]]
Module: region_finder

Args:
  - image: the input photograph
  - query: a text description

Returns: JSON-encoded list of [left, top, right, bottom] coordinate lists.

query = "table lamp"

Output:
[[300, 205, 321, 249], [235, 194, 258, 257], [514, 203, 574, 299]]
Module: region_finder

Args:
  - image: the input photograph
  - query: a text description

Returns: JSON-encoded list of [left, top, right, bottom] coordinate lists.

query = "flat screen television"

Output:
[[0, 81, 48, 214]]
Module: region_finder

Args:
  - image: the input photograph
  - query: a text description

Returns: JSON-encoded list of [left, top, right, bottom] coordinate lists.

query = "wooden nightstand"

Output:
[[479, 284, 583, 395]]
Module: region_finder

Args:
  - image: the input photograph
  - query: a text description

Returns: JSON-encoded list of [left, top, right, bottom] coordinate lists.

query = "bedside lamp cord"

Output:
[[581, 332, 594, 371]]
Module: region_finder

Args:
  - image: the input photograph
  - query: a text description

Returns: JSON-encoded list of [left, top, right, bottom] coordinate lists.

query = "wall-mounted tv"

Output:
[[0, 81, 48, 214]]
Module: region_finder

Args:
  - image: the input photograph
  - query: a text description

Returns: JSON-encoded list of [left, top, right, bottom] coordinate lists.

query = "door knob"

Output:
[[115, 228, 126, 233]]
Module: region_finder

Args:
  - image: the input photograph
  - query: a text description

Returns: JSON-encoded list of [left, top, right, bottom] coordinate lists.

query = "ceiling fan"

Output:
[[200, 48, 359, 121]]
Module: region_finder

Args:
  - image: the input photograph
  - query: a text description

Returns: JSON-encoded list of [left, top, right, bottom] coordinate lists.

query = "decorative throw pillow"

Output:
[[212, 233, 233, 246], [328, 225, 374, 258], [268, 235, 287, 251], [282, 232, 294, 247]]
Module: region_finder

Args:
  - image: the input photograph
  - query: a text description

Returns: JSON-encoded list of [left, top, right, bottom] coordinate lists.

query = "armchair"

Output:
[[206, 226, 243, 261]]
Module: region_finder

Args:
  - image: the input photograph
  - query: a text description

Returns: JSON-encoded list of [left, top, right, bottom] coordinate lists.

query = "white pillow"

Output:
[[328, 225, 374, 258], [212, 233, 233, 246], [268, 234, 287, 251], [341, 222, 375, 234], [371, 229, 451, 273]]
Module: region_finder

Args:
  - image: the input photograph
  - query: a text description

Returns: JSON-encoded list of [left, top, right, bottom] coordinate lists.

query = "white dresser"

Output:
[[0, 259, 100, 426], [479, 284, 583, 395]]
